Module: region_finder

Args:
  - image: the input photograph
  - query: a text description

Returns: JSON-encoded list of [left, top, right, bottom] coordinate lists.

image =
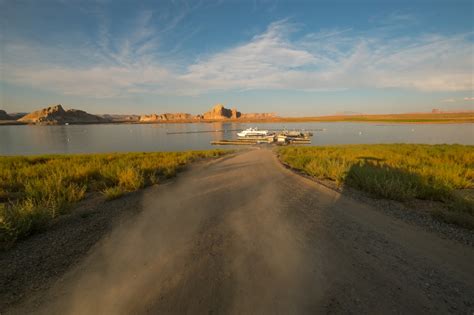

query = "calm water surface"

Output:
[[0, 122, 472, 155]]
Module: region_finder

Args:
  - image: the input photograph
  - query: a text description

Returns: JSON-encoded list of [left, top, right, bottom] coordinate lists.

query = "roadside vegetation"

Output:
[[0, 150, 228, 249], [278, 144, 474, 229]]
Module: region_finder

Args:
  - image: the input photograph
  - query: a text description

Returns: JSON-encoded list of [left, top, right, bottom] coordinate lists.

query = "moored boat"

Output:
[[237, 127, 273, 139]]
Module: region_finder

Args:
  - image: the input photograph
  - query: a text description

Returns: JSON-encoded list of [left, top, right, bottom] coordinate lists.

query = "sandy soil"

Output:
[[1, 148, 473, 314]]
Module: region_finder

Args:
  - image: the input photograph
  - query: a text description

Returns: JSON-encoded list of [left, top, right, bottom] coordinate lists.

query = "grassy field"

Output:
[[278, 144, 474, 228], [0, 150, 228, 249]]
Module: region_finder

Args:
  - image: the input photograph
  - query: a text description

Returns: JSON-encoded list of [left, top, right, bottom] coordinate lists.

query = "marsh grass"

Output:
[[278, 144, 474, 228], [0, 150, 228, 248]]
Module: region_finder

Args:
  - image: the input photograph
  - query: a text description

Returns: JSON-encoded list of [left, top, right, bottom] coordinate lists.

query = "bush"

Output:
[[118, 168, 144, 191]]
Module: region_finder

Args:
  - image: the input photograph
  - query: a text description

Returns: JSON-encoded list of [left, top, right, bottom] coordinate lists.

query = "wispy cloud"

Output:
[[179, 20, 317, 94], [370, 11, 418, 25], [179, 21, 473, 94], [2, 18, 473, 98], [441, 97, 474, 103]]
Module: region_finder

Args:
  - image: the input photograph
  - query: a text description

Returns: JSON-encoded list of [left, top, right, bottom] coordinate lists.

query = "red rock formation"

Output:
[[231, 108, 241, 119], [203, 104, 242, 119], [19, 105, 106, 124], [140, 113, 196, 122]]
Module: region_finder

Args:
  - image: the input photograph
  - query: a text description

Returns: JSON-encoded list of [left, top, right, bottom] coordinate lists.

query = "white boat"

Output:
[[277, 134, 288, 143], [237, 127, 271, 138]]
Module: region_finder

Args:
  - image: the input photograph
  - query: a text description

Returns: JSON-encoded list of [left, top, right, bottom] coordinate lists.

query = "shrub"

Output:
[[118, 168, 144, 191]]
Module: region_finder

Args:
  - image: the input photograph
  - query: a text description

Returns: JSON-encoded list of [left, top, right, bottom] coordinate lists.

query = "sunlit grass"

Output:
[[278, 144, 474, 228], [0, 150, 229, 248]]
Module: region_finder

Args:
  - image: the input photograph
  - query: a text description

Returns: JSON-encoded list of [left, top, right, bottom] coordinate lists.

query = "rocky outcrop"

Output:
[[241, 113, 277, 120], [231, 108, 241, 119], [203, 104, 241, 120], [18, 105, 107, 124], [140, 113, 196, 122], [0, 110, 13, 120], [102, 114, 140, 122]]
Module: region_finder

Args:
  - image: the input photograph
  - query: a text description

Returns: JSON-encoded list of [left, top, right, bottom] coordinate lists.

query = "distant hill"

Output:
[[19, 105, 107, 124]]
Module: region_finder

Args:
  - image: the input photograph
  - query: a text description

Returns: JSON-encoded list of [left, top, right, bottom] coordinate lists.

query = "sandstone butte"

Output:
[[139, 104, 276, 122], [0, 110, 13, 120], [18, 105, 106, 124]]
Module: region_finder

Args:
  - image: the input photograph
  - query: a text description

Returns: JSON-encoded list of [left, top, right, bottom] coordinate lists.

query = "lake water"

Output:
[[0, 122, 473, 155]]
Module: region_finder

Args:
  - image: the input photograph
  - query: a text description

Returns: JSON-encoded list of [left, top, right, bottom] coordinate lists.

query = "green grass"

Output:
[[0, 150, 229, 248], [278, 144, 474, 229]]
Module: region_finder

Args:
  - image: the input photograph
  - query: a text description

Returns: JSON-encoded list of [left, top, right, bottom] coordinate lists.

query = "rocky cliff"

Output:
[[203, 104, 241, 120], [0, 110, 13, 120], [140, 113, 197, 122], [19, 105, 107, 124]]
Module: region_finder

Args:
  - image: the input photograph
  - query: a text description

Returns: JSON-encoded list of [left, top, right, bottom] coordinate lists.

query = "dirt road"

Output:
[[5, 148, 474, 314]]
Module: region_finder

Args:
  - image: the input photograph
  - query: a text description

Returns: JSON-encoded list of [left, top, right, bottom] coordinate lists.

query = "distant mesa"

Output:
[[140, 113, 197, 122], [0, 110, 13, 121], [18, 104, 106, 124], [140, 104, 276, 122]]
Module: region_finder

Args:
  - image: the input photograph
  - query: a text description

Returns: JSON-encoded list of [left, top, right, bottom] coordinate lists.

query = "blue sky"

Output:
[[1, 0, 473, 116]]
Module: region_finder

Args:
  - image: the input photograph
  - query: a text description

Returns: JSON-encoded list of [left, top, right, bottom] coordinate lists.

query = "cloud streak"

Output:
[[441, 97, 474, 103], [2, 18, 473, 98]]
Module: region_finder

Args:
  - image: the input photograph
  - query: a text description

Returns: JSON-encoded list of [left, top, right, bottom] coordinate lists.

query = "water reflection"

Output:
[[0, 122, 472, 155]]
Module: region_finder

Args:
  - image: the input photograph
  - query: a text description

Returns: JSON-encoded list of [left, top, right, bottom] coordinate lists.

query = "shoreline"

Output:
[[1, 118, 473, 126]]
